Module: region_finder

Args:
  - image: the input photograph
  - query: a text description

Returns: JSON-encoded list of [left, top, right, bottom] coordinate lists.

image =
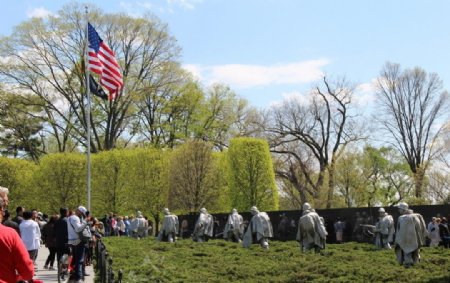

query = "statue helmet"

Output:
[[232, 208, 237, 214], [395, 202, 409, 211], [302, 202, 311, 211], [137, 211, 142, 217], [200, 207, 207, 213], [250, 206, 258, 212], [163, 208, 170, 214], [378, 207, 385, 213]]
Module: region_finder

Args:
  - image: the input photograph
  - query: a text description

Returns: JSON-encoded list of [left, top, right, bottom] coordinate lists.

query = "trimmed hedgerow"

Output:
[[101, 237, 450, 283]]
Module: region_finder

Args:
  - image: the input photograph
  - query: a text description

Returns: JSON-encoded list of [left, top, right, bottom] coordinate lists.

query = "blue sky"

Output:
[[1, 0, 450, 109]]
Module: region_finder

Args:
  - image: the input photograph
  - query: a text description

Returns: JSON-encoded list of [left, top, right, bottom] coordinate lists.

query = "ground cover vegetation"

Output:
[[102, 237, 450, 283], [0, 2, 450, 216]]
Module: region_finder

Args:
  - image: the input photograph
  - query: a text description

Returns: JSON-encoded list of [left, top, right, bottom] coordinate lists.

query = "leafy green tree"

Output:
[[0, 157, 37, 210], [34, 153, 86, 213], [334, 150, 365, 208], [333, 146, 415, 207], [360, 146, 414, 206], [168, 140, 221, 213], [208, 151, 232, 213], [0, 89, 45, 162], [0, 3, 182, 152], [127, 147, 170, 233], [196, 84, 253, 150], [228, 137, 279, 211], [134, 66, 201, 147], [92, 149, 132, 215]]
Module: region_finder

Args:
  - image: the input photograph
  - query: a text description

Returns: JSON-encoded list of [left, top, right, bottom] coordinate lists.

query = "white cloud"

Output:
[[27, 7, 53, 19], [269, 90, 315, 107], [167, 0, 203, 10], [120, 0, 202, 15], [356, 82, 374, 94], [137, 1, 154, 9], [182, 64, 204, 81], [353, 79, 377, 107], [184, 59, 329, 89]]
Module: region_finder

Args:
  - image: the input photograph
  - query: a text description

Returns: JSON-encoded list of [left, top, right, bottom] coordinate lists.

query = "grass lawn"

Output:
[[101, 237, 450, 283]]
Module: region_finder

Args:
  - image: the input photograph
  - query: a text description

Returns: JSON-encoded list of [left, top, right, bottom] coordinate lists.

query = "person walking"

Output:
[[19, 211, 41, 266], [54, 207, 69, 263], [43, 214, 58, 270]]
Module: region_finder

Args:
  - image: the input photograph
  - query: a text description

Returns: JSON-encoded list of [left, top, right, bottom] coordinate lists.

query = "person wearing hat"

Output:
[[374, 207, 395, 249], [296, 203, 327, 253], [67, 206, 89, 282], [157, 208, 179, 242], [242, 206, 273, 249], [394, 202, 427, 268], [192, 208, 214, 242], [224, 208, 244, 242]]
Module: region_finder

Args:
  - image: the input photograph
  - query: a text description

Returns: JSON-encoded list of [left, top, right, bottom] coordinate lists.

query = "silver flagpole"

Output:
[[84, 6, 92, 213]]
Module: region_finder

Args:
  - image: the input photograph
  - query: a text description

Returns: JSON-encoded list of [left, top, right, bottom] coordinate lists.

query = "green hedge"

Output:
[[102, 237, 450, 283], [0, 140, 279, 218], [228, 137, 279, 211]]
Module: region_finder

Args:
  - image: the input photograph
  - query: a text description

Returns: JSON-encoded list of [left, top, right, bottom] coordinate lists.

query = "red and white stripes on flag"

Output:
[[87, 23, 123, 100]]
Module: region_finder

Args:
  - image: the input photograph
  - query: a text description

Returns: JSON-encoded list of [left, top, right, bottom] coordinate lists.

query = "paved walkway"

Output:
[[33, 245, 94, 283]]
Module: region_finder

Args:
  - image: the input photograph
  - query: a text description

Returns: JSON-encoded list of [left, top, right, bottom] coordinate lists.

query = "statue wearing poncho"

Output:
[[192, 208, 214, 242], [394, 202, 427, 268], [296, 203, 327, 253], [224, 209, 244, 242], [374, 207, 395, 249], [243, 206, 273, 249], [157, 208, 179, 242]]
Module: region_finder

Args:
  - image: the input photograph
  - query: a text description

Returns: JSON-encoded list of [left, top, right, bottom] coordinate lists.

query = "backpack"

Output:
[[70, 219, 91, 243]]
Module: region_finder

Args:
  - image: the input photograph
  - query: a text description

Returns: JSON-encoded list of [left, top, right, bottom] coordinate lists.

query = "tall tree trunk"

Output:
[[414, 166, 425, 199], [326, 162, 336, 209], [153, 214, 160, 237], [288, 166, 308, 205]]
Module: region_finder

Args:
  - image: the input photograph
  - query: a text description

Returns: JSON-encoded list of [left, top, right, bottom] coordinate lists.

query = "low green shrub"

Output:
[[102, 238, 450, 283]]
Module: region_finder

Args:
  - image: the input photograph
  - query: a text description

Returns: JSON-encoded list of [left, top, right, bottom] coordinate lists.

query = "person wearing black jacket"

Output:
[[438, 217, 450, 248], [53, 207, 69, 263], [2, 209, 20, 235]]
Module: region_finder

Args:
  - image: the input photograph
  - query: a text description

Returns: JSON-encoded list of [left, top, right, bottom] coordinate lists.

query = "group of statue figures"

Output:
[[156, 201, 428, 268]]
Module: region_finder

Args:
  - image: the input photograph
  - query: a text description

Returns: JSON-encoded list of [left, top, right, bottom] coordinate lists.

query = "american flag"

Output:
[[87, 23, 123, 100]]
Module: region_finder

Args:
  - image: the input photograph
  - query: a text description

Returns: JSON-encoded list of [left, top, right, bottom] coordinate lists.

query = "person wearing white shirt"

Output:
[[67, 206, 89, 283], [427, 217, 440, 247], [19, 211, 41, 265]]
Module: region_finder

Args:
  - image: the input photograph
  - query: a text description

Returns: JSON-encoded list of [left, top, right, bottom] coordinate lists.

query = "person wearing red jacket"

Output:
[[0, 192, 34, 283]]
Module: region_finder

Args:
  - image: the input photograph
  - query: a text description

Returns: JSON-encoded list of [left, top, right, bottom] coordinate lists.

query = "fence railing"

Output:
[[94, 239, 123, 283]]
